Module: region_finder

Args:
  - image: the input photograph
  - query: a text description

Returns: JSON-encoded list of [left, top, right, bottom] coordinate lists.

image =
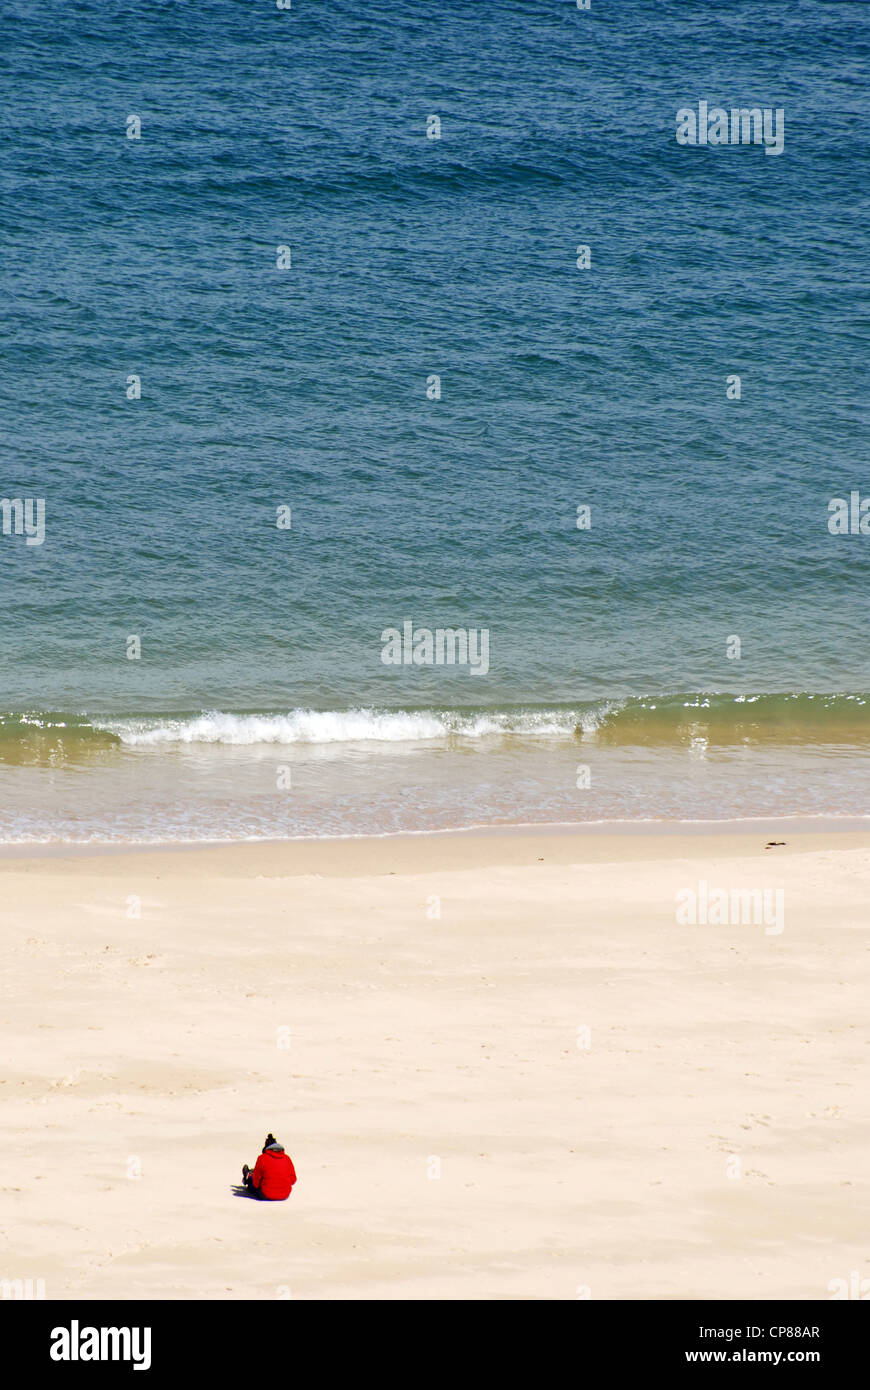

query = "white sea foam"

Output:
[[96, 708, 581, 748]]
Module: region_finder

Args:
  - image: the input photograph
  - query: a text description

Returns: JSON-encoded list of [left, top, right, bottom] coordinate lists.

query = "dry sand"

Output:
[[2, 824, 869, 1300]]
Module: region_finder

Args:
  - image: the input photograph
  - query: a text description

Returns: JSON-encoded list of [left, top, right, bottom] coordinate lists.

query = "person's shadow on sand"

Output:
[[231, 1183, 264, 1199]]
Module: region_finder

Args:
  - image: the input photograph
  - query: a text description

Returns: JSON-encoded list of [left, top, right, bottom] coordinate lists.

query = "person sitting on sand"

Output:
[[242, 1133, 297, 1201]]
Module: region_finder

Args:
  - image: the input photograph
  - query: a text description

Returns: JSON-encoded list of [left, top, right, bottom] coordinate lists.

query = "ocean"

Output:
[[1, 0, 868, 842]]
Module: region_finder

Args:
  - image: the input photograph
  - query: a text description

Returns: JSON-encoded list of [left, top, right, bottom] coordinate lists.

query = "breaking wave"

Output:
[[0, 693, 869, 762]]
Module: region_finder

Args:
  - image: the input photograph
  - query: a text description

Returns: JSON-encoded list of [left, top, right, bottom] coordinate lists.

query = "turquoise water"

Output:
[[1, 0, 868, 840]]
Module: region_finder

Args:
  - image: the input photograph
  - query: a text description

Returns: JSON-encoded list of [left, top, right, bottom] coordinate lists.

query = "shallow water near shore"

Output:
[[1, 698, 869, 842]]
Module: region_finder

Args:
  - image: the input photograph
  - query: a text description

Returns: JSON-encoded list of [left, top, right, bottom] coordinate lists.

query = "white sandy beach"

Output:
[[2, 825, 869, 1300]]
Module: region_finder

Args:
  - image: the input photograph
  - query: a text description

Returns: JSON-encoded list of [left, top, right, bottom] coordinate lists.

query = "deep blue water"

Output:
[[0, 0, 868, 838]]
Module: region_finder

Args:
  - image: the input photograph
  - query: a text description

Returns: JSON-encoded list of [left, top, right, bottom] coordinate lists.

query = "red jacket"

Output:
[[251, 1148, 297, 1200]]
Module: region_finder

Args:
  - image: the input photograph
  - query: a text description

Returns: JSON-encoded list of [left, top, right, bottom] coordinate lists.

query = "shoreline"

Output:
[[1, 814, 869, 873]]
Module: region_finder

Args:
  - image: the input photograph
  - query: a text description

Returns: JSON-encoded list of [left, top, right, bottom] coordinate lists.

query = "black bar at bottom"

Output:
[[4, 1298, 865, 1374]]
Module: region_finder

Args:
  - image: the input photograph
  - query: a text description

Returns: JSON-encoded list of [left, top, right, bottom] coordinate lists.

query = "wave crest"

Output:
[[0, 693, 868, 761], [98, 708, 579, 747]]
